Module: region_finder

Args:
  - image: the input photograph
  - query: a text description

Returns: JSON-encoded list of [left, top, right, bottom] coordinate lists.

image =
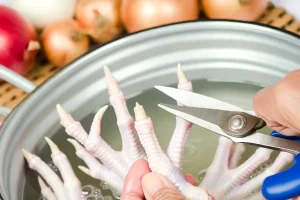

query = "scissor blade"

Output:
[[236, 132, 300, 155], [158, 103, 233, 139], [159, 104, 226, 126], [159, 103, 300, 154], [155, 86, 255, 116]]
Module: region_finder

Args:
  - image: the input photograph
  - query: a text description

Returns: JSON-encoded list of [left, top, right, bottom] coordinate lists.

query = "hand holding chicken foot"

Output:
[[22, 65, 147, 200], [134, 102, 211, 200], [22, 65, 196, 200], [56, 64, 194, 184], [22, 65, 294, 200]]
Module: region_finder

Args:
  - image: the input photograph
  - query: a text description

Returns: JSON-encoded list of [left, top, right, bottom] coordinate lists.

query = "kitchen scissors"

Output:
[[155, 85, 300, 200]]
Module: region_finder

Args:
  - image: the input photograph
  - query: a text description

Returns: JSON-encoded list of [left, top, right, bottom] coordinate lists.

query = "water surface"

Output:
[[23, 80, 276, 200]]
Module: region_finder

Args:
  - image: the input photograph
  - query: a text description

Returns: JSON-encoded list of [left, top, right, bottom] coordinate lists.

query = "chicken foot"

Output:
[[22, 65, 294, 200], [23, 65, 200, 199], [22, 138, 83, 200], [134, 102, 210, 200], [200, 136, 294, 200]]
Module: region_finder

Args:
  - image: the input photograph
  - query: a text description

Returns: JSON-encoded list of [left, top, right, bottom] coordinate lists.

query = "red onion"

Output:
[[0, 6, 39, 82]]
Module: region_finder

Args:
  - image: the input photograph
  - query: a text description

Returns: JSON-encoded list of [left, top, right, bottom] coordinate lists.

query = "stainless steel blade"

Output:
[[159, 103, 262, 137], [155, 86, 256, 116], [158, 104, 300, 155], [158, 103, 235, 139], [161, 104, 227, 126], [235, 132, 300, 155]]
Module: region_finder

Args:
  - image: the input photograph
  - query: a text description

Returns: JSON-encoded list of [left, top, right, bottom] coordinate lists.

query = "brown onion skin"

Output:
[[201, 0, 268, 21], [41, 20, 90, 67], [121, 0, 200, 33], [75, 0, 123, 44]]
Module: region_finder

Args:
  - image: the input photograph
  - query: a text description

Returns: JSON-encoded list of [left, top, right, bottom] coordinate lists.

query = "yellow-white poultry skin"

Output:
[[22, 65, 293, 200]]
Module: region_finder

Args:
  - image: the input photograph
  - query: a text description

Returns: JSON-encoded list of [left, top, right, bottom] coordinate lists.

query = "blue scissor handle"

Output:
[[271, 131, 300, 142], [262, 131, 300, 200]]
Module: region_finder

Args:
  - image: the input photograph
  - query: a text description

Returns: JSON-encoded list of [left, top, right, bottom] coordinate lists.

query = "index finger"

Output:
[[121, 159, 151, 200]]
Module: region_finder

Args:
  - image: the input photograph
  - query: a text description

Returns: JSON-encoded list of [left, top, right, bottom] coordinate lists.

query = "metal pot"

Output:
[[0, 20, 300, 200]]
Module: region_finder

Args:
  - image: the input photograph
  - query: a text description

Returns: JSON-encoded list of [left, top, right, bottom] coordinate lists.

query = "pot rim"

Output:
[[2, 19, 300, 126], [3, 19, 300, 123]]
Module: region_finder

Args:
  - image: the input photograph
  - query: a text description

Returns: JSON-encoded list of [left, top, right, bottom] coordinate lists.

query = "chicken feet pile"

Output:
[[22, 65, 294, 200]]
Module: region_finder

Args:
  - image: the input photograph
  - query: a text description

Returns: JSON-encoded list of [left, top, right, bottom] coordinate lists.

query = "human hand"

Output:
[[121, 159, 196, 200], [253, 70, 300, 136]]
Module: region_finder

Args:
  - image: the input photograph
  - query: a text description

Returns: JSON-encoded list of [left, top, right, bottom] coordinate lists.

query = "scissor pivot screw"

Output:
[[229, 115, 246, 131]]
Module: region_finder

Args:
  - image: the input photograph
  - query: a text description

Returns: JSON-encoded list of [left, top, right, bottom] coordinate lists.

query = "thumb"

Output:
[[142, 172, 185, 200]]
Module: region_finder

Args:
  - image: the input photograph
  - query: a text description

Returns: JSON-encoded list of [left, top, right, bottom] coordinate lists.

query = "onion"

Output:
[[201, 0, 269, 21], [120, 0, 200, 33], [0, 5, 39, 82], [41, 20, 90, 67], [75, 0, 123, 44], [10, 0, 77, 29]]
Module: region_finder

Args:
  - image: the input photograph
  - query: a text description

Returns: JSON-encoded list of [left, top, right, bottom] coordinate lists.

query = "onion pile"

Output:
[[41, 20, 90, 67], [201, 0, 269, 21], [120, 0, 200, 33], [0, 5, 39, 81], [75, 0, 123, 43]]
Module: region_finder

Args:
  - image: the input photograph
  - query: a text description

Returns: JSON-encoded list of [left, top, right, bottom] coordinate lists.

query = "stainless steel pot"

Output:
[[0, 20, 300, 200]]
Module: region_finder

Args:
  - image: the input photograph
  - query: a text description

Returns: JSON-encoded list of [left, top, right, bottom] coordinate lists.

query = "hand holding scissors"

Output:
[[156, 85, 300, 200]]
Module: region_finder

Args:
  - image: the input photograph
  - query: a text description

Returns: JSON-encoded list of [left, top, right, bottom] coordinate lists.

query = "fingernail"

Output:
[[142, 172, 175, 198]]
